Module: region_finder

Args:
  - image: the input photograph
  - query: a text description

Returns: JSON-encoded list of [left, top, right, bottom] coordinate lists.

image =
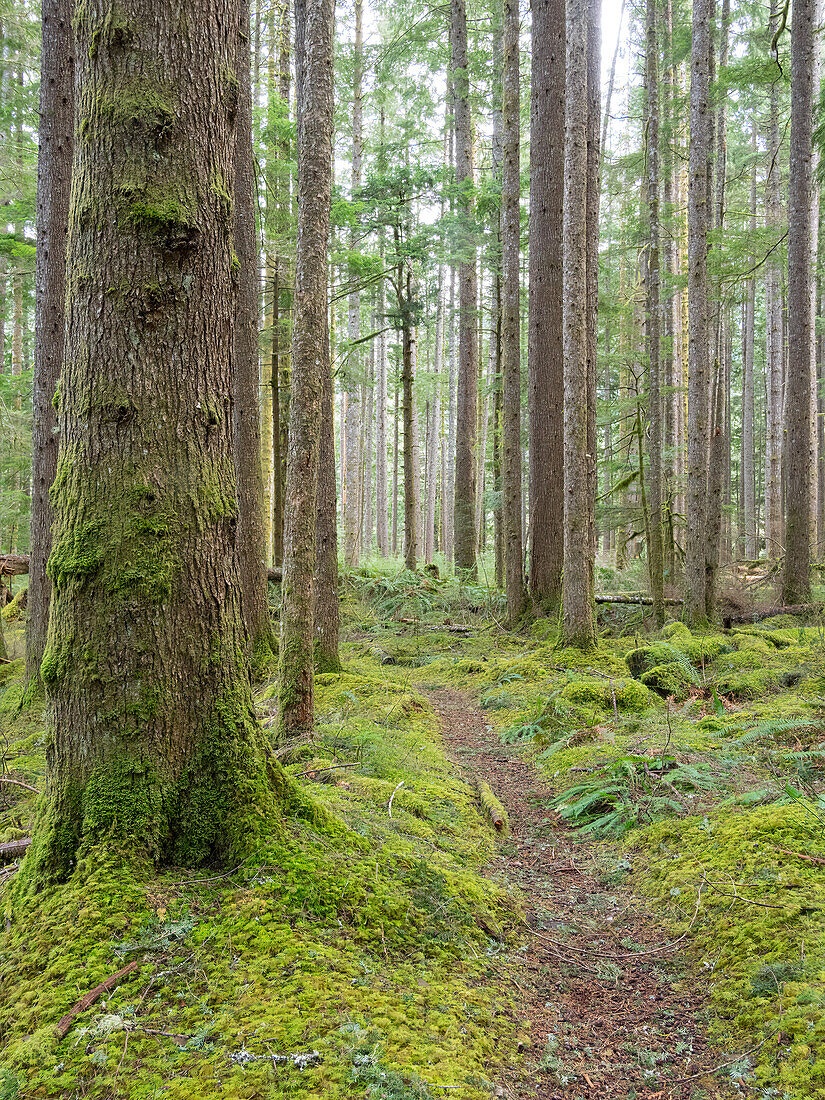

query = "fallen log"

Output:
[[723, 604, 823, 627], [0, 838, 31, 863], [473, 777, 508, 833], [0, 554, 29, 577], [55, 960, 142, 1038], [595, 593, 684, 606]]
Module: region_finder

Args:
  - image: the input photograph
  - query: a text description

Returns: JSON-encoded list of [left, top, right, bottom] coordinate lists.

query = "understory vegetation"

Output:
[[3, 561, 825, 1097]]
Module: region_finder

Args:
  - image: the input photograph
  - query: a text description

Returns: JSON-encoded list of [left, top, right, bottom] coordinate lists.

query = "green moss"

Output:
[[625, 642, 685, 679], [2, 588, 27, 623], [96, 80, 174, 131]]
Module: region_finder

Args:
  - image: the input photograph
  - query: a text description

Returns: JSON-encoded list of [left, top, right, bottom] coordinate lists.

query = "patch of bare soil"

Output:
[[427, 687, 743, 1100]]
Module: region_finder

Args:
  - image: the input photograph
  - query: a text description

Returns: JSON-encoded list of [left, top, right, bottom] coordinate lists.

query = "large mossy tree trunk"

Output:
[[234, 0, 273, 658], [528, 0, 564, 613], [28, 0, 275, 887], [26, 0, 74, 693], [278, 0, 334, 737]]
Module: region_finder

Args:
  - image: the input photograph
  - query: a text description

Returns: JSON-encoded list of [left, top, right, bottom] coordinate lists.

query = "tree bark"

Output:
[[375, 235, 389, 556], [314, 309, 341, 673], [451, 0, 478, 578], [742, 121, 757, 559], [26, 0, 74, 692], [528, 0, 564, 611], [29, 0, 276, 884], [783, 0, 815, 604], [279, 0, 334, 737], [684, 0, 712, 625], [234, 0, 272, 656], [344, 0, 364, 568], [502, 0, 526, 625], [644, 0, 665, 626], [561, 0, 596, 650], [765, 41, 783, 560]]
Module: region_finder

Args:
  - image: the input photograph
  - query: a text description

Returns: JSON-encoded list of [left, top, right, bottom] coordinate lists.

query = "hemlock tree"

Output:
[[684, 0, 711, 625], [501, 0, 526, 625], [234, 0, 272, 657], [560, 0, 596, 650], [278, 0, 334, 737], [783, 0, 815, 604], [26, 0, 74, 691], [26, 0, 275, 884], [451, 0, 478, 579], [528, 0, 564, 612]]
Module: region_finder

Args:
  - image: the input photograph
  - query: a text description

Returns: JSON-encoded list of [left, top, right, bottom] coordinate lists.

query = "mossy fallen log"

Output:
[[595, 593, 684, 606], [0, 838, 31, 863], [473, 777, 508, 833]]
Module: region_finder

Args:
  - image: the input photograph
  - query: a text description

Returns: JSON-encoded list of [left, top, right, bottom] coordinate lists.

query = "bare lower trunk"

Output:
[[528, 0, 564, 611], [502, 0, 525, 624], [561, 0, 596, 650], [279, 0, 334, 736], [451, 0, 478, 577], [783, 0, 815, 604], [26, 0, 74, 691]]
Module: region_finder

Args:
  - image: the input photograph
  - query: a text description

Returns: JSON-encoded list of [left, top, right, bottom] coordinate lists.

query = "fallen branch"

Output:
[[295, 762, 363, 779], [595, 593, 684, 606], [473, 777, 508, 833], [387, 780, 404, 818], [773, 846, 825, 867], [0, 777, 38, 794], [55, 960, 141, 1039], [0, 838, 31, 863], [394, 618, 474, 634]]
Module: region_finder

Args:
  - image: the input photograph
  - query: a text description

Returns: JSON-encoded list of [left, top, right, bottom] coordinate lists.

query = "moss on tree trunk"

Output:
[[21, 0, 278, 888]]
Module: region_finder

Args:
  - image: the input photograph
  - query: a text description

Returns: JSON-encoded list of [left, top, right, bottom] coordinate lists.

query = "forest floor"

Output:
[[1, 562, 825, 1099], [427, 686, 732, 1099]]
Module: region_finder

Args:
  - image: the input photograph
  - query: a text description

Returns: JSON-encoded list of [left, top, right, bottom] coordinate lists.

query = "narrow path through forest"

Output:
[[426, 687, 739, 1100]]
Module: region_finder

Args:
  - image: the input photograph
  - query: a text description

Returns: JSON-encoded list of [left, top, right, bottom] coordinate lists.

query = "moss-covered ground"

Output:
[[2, 561, 825, 1097]]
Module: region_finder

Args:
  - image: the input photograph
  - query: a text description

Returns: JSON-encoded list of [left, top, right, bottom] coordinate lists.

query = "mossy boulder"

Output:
[[662, 621, 692, 644], [714, 669, 781, 700], [560, 677, 650, 712], [1, 587, 27, 622]]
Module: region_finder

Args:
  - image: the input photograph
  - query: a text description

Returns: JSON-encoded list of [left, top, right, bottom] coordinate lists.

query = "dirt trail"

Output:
[[427, 687, 737, 1100]]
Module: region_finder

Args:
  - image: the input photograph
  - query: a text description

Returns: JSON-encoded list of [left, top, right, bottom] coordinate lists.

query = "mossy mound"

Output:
[[0, 653, 521, 1099], [1, 587, 27, 623], [630, 805, 825, 1097]]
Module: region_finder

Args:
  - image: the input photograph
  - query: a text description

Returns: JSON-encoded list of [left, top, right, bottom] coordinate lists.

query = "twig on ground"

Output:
[[55, 961, 142, 1038], [295, 762, 363, 778], [668, 1028, 779, 1084], [0, 777, 38, 793], [388, 780, 404, 818]]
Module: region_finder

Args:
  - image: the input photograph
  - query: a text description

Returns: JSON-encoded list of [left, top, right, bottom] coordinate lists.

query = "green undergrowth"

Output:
[[347, 570, 825, 1096], [0, 633, 520, 1099]]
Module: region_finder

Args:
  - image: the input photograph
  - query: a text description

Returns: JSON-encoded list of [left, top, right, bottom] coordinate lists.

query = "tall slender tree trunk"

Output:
[[343, 0, 364, 567], [32, 0, 276, 884], [279, 0, 334, 736], [644, 0, 664, 625], [765, 48, 783, 559], [392, 377, 399, 556], [314, 307, 341, 673], [561, 0, 596, 650], [502, 0, 526, 624], [743, 123, 757, 559], [376, 233, 389, 556], [27, 0, 74, 691], [783, 0, 815, 603], [528, 0, 564, 612], [451, 0, 478, 578], [234, 0, 272, 656], [684, 0, 711, 625]]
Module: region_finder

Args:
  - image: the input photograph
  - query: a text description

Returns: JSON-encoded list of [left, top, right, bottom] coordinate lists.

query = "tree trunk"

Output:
[[783, 0, 815, 604], [765, 45, 783, 560], [451, 0, 478, 578], [561, 0, 596, 650], [376, 233, 389, 556], [279, 0, 334, 736], [528, 0, 564, 612], [401, 267, 421, 569], [30, 0, 277, 885], [234, 0, 272, 657], [26, 0, 74, 692], [644, 0, 664, 626], [502, 0, 526, 625], [684, 0, 711, 625], [742, 121, 757, 559], [392, 377, 399, 556], [314, 310, 341, 673], [344, 0, 363, 568]]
